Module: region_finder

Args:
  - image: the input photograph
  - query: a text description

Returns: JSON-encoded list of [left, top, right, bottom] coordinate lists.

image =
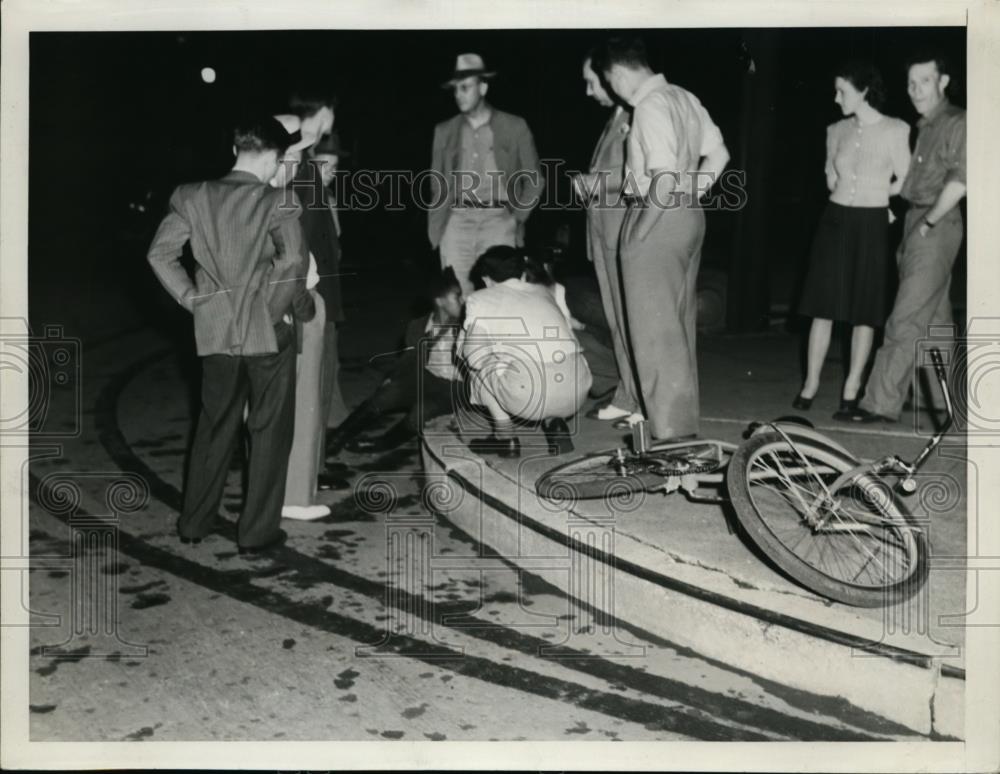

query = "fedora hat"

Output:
[[441, 53, 496, 87], [272, 113, 317, 153], [312, 130, 350, 159]]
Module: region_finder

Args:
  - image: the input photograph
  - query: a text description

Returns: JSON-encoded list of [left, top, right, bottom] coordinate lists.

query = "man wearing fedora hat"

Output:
[[428, 53, 544, 296], [269, 112, 338, 522], [290, 132, 355, 491], [284, 92, 354, 451]]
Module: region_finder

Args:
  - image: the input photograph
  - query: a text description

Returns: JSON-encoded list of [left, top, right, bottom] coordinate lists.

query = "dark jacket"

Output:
[[427, 106, 544, 249], [404, 314, 431, 352], [291, 159, 344, 323]]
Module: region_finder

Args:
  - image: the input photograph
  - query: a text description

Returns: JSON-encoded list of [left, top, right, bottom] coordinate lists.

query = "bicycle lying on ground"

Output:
[[536, 349, 954, 608]]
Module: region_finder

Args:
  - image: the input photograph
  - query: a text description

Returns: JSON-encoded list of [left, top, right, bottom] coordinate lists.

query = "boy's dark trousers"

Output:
[[178, 321, 297, 548], [372, 348, 456, 430], [327, 348, 458, 455]]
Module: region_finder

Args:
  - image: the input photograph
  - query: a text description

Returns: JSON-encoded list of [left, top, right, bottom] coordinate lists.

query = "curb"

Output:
[[421, 435, 964, 738]]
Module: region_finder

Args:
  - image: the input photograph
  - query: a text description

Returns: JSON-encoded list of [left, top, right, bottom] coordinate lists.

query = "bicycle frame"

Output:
[[752, 348, 954, 533], [826, 347, 954, 497], [600, 348, 953, 516], [629, 439, 738, 503], [537, 353, 948, 606]]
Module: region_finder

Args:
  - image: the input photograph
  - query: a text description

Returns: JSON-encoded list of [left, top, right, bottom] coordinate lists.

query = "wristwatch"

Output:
[[922, 216, 937, 229]]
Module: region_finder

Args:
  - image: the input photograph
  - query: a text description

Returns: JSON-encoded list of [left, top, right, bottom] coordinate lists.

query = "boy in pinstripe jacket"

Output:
[[147, 116, 314, 554]]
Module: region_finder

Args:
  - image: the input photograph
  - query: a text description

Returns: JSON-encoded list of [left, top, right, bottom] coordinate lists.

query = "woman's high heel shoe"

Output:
[[832, 398, 860, 420], [792, 394, 814, 411]]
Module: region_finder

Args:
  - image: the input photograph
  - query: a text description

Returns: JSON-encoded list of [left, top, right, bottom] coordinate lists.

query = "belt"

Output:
[[454, 200, 506, 209], [585, 190, 626, 205], [624, 193, 700, 207]]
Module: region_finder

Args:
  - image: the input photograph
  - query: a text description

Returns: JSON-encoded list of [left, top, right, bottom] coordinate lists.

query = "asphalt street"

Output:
[[23, 312, 945, 742]]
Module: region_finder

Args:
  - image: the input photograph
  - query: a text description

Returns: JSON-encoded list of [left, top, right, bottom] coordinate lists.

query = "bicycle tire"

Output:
[[536, 443, 723, 502], [535, 451, 655, 501], [726, 431, 929, 607]]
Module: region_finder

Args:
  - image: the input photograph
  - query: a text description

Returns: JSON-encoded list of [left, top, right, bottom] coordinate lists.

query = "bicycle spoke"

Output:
[[753, 453, 830, 517], [745, 446, 916, 589], [819, 488, 909, 580]]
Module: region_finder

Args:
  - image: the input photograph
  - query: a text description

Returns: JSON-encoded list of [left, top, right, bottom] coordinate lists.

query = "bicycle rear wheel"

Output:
[[536, 444, 721, 502], [726, 431, 928, 607]]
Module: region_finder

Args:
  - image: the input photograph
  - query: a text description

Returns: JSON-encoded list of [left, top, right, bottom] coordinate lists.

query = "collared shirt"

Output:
[[826, 116, 911, 208], [422, 317, 461, 381], [899, 99, 966, 206], [428, 106, 543, 248], [624, 73, 725, 197], [147, 170, 307, 356], [328, 199, 341, 236], [458, 116, 505, 204]]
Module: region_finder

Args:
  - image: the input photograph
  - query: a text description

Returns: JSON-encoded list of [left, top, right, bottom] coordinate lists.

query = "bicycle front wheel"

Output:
[[726, 431, 928, 607]]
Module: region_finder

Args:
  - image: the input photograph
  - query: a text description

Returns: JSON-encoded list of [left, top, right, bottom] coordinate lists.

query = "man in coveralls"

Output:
[[841, 52, 966, 424]]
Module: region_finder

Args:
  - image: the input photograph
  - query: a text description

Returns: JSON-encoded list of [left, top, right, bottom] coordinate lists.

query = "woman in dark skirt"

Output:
[[796, 61, 911, 418]]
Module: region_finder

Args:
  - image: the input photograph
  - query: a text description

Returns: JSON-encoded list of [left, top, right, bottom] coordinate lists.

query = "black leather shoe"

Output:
[[326, 400, 379, 458], [542, 417, 574, 456], [792, 394, 814, 411], [468, 436, 521, 458], [902, 398, 946, 417], [345, 420, 416, 454], [834, 407, 896, 424], [344, 437, 381, 454], [317, 472, 352, 491], [238, 529, 288, 556], [177, 517, 227, 544], [832, 398, 859, 420]]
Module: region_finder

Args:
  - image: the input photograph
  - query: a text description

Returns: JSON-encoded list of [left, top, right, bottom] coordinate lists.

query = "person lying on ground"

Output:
[[324, 268, 465, 456]]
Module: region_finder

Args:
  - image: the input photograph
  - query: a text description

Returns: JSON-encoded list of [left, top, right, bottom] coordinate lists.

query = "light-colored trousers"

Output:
[[470, 352, 592, 425], [440, 207, 517, 296], [587, 202, 638, 413], [619, 202, 705, 440], [284, 291, 326, 507], [860, 207, 963, 420]]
